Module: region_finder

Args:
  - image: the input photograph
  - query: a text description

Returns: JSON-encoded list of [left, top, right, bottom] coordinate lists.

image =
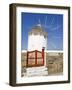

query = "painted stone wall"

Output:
[[28, 34, 47, 51]]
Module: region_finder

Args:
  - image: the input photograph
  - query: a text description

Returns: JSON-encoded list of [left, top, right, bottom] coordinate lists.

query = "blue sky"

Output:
[[21, 12, 63, 50]]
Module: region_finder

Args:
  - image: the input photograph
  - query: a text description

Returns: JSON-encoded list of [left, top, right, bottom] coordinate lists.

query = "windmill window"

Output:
[[44, 35, 46, 38]]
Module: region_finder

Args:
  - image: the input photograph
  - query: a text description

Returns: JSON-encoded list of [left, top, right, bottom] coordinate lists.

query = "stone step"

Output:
[[26, 66, 48, 76], [27, 68, 47, 73], [27, 69, 48, 74], [26, 72, 48, 76], [27, 66, 47, 71]]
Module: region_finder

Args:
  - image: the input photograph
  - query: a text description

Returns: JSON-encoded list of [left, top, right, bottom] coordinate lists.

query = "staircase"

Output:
[[26, 66, 48, 77]]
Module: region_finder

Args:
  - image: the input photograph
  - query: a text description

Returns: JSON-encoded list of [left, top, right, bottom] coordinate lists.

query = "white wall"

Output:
[[28, 34, 47, 51], [0, 0, 72, 90]]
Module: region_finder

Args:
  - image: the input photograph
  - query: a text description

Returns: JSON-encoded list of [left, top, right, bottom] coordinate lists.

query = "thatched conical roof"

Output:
[[28, 24, 48, 37]]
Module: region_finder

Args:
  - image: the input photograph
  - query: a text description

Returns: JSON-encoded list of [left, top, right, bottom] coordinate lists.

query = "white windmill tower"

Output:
[[26, 18, 48, 77], [28, 19, 48, 51]]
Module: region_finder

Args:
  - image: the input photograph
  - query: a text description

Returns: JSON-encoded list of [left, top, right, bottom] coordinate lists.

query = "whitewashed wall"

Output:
[[28, 34, 47, 51]]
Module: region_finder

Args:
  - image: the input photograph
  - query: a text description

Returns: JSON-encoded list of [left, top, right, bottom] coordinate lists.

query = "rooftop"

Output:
[[28, 24, 48, 37]]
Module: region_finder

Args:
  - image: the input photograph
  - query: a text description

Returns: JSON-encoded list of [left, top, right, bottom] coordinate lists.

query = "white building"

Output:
[[26, 24, 48, 76], [28, 24, 48, 51]]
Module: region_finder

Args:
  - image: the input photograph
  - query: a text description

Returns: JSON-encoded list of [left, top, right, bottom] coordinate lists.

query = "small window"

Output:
[[44, 35, 46, 38]]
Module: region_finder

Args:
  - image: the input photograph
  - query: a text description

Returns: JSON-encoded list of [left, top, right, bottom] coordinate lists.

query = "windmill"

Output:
[[26, 15, 62, 50], [28, 17, 48, 51]]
